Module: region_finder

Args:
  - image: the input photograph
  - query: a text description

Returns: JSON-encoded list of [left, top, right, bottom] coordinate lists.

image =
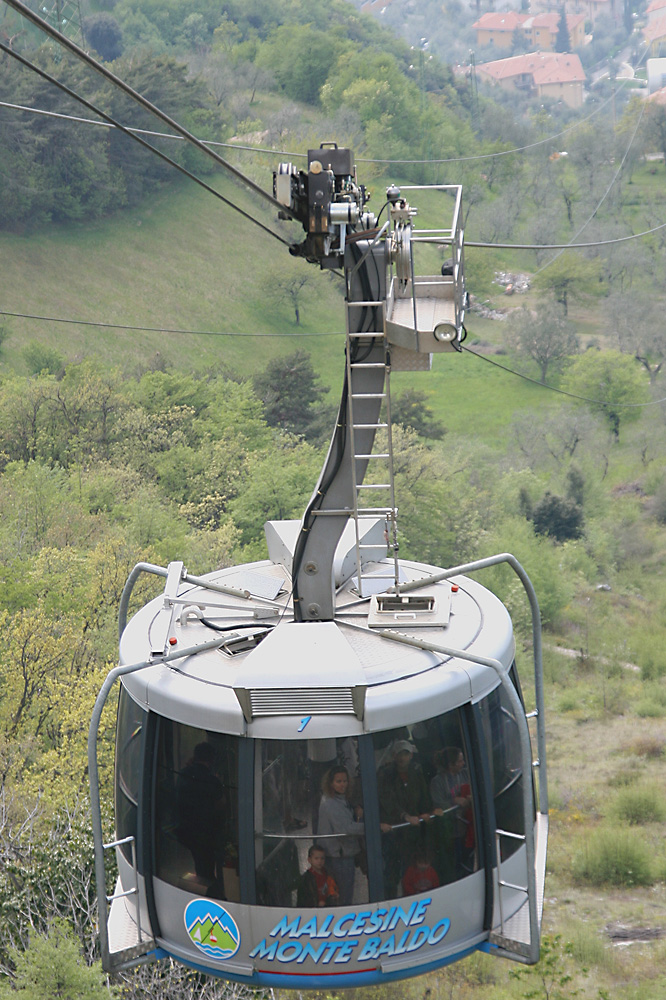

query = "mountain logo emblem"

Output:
[[184, 899, 240, 961]]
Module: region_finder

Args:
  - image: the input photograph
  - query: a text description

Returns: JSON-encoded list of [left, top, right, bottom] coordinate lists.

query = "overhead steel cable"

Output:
[[448, 223, 666, 250], [463, 345, 666, 407], [0, 307, 343, 337], [6, 82, 662, 254], [0, 42, 292, 248], [2, 0, 298, 222]]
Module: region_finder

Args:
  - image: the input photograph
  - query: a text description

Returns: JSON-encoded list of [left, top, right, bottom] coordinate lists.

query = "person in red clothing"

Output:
[[297, 845, 340, 907], [402, 850, 440, 896]]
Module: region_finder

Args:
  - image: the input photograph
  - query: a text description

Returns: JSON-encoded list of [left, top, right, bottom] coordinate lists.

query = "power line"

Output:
[[533, 93, 648, 275], [0, 308, 343, 337], [0, 43, 292, 248], [0, 88, 627, 169], [462, 220, 666, 250], [0, 99, 255, 150], [2, 0, 298, 222], [462, 345, 666, 408]]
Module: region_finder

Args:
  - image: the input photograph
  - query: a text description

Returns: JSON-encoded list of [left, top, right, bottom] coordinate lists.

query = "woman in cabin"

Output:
[[317, 766, 365, 906]]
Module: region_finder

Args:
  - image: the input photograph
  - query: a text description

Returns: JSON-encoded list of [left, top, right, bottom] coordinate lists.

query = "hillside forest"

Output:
[[1, 0, 666, 999]]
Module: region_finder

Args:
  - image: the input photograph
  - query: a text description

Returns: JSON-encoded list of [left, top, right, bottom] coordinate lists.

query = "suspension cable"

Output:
[[2, 0, 297, 221], [0, 42, 292, 248]]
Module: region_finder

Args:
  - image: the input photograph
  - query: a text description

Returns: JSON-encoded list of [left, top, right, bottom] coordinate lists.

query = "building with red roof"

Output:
[[476, 51, 586, 107], [473, 10, 585, 50]]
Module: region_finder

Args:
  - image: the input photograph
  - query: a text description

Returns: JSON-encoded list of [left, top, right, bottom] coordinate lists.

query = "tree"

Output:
[[391, 389, 446, 439], [22, 343, 64, 377], [509, 302, 579, 383], [561, 349, 650, 440], [644, 100, 666, 168], [0, 919, 116, 1000], [83, 12, 123, 60], [555, 9, 571, 51], [534, 251, 603, 316], [271, 272, 313, 326], [605, 290, 666, 385], [531, 491, 584, 542], [255, 25, 347, 105], [252, 351, 329, 439]]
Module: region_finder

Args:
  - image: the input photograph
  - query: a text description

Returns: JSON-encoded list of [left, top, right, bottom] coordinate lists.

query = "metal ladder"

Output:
[[345, 298, 400, 598]]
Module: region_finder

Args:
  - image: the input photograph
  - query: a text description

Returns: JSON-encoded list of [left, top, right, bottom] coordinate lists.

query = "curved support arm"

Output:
[[118, 563, 168, 641]]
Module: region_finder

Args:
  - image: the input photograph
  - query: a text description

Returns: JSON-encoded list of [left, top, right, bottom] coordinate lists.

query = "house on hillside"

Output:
[[531, 0, 619, 26], [473, 11, 525, 49], [473, 10, 585, 50], [476, 50, 586, 107], [643, 14, 666, 55], [646, 0, 666, 24]]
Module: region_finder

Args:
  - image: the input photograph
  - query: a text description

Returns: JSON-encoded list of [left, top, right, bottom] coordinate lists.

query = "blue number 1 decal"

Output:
[[298, 716, 312, 733]]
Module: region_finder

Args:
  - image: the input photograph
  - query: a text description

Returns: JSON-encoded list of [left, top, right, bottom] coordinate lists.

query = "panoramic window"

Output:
[[115, 687, 147, 863], [254, 737, 368, 908], [478, 683, 526, 861], [374, 708, 478, 899], [151, 711, 484, 907], [154, 719, 240, 902]]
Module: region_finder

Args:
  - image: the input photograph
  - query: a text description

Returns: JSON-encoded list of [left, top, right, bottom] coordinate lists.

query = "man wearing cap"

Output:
[[377, 740, 438, 897]]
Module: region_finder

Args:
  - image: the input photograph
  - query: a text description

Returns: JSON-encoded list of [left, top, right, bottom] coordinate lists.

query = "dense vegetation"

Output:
[[1, 0, 666, 998]]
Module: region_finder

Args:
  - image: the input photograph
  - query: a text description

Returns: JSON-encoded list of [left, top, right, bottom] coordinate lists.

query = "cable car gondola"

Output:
[[89, 145, 548, 989]]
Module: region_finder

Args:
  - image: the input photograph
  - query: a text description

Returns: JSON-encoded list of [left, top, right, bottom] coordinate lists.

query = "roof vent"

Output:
[[234, 686, 366, 722]]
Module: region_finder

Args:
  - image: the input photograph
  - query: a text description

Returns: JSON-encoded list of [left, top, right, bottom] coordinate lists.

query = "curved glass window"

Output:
[[478, 683, 525, 861], [151, 708, 482, 907], [154, 719, 240, 902], [374, 709, 478, 898], [115, 687, 147, 863], [255, 737, 367, 908]]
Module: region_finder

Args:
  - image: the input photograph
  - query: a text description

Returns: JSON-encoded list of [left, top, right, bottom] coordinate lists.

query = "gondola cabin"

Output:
[[89, 150, 548, 989]]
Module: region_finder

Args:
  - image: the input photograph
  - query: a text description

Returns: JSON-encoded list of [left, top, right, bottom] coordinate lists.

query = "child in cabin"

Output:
[[402, 849, 440, 896], [297, 845, 340, 908]]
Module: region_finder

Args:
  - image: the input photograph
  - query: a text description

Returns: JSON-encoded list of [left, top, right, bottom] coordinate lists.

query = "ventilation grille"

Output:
[[248, 687, 356, 717]]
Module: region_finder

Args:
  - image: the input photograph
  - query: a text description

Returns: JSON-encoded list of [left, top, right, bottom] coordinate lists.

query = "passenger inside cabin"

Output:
[[402, 848, 440, 896], [296, 845, 339, 908], [318, 766, 365, 906], [377, 740, 442, 897], [176, 741, 225, 884], [430, 746, 475, 876]]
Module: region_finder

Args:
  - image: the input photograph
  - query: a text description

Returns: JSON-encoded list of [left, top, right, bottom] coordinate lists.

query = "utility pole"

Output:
[[469, 50, 480, 132]]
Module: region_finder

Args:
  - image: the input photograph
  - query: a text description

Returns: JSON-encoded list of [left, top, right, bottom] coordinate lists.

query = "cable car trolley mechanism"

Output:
[[89, 144, 548, 990]]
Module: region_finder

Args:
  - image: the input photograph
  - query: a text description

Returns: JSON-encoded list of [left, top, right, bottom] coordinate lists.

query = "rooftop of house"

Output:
[[477, 50, 586, 84], [643, 12, 666, 41], [473, 10, 586, 33]]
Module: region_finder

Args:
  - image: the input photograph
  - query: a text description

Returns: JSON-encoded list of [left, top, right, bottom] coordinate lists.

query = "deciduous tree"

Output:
[[509, 302, 579, 383], [561, 349, 649, 439]]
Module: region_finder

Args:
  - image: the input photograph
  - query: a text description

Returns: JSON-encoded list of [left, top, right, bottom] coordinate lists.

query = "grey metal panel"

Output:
[[123, 665, 246, 734], [363, 660, 479, 731], [110, 862, 152, 952], [234, 621, 363, 690], [151, 870, 488, 980], [246, 712, 364, 740]]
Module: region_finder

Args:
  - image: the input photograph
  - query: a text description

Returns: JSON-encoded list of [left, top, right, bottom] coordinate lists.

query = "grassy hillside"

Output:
[[0, 169, 347, 379], [2, 120, 666, 1000]]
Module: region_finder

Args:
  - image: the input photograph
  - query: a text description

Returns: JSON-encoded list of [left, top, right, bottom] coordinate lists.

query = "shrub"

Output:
[[613, 786, 666, 825], [572, 828, 654, 886], [625, 737, 666, 759], [635, 699, 666, 718], [531, 491, 584, 542], [608, 766, 641, 788]]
